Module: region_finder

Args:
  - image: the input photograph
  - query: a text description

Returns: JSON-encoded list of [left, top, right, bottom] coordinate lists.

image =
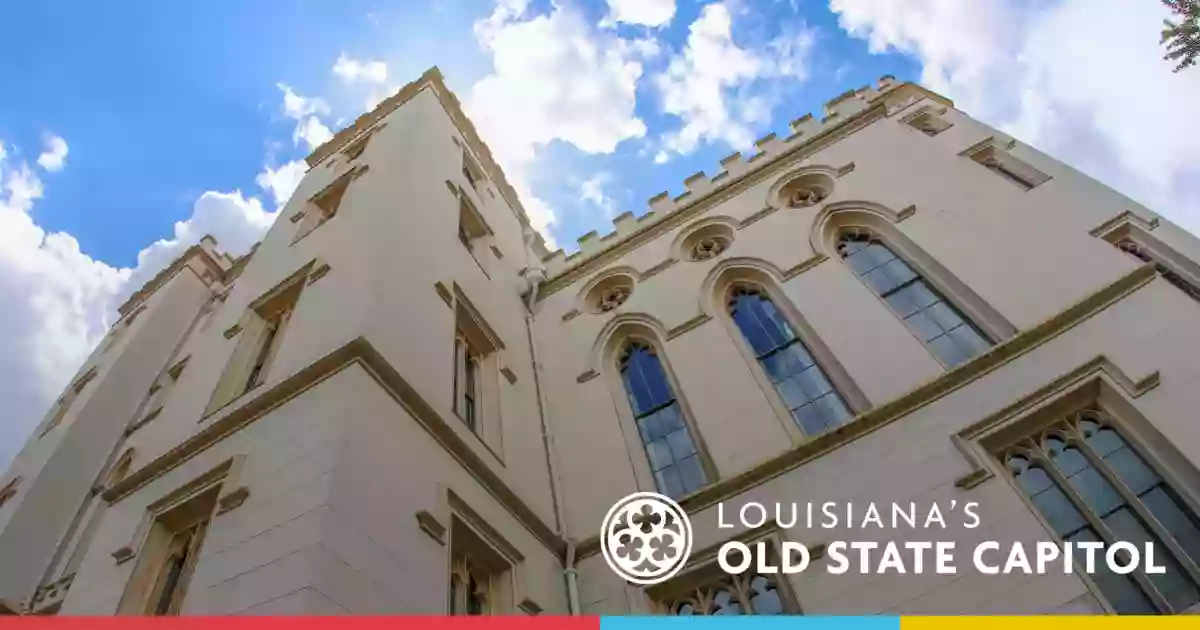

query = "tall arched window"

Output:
[[728, 287, 852, 436], [837, 230, 991, 367], [620, 342, 707, 498]]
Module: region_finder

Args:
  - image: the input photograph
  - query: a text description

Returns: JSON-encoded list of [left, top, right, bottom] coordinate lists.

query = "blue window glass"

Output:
[[620, 343, 707, 498], [728, 288, 851, 436], [1004, 414, 1200, 614], [837, 232, 990, 367]]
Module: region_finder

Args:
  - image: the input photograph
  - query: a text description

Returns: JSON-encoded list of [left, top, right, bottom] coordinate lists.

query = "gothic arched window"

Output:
[[837, 230, 990, 367], [727, 287, 851, 436], [620, 342, 707, 498], [1002, 411, 1200, 613]]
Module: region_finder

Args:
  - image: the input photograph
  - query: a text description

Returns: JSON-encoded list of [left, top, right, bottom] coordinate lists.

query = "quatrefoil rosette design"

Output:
[[600, 492, 693, 585]]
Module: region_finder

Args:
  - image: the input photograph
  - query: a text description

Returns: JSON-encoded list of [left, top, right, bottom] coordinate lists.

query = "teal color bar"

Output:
[[600, 616, 900, 630]]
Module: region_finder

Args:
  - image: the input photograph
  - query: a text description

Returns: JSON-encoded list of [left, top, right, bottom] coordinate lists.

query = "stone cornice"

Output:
[[536, 84, 948, 299], [575, 263, 1159, 559], [102, 336, 567, 560]]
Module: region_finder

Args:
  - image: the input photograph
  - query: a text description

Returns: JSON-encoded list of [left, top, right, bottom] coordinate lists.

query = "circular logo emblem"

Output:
[[600, 492, 692, 585]]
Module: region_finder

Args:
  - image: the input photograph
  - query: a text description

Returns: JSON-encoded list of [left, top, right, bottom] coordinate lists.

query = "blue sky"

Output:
[[1, 0, 1197, 466]]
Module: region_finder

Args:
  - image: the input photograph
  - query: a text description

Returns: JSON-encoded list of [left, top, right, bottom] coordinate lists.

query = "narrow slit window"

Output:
[[294, 171, 356, 243], [244, 306, 291, 393], [462, 150, 485, 191], [120, 486, 219, 615], [454, 334, 481, 431], [906, 111, 951, 136], [1115, 238, 1200, 302], [968, 145, 1050, 191]]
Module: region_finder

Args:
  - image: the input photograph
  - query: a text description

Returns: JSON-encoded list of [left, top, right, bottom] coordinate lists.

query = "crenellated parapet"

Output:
[[539, 76, 947, 279]]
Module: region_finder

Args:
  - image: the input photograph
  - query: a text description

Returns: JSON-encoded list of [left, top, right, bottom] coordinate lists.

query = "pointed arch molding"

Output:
[[697, 257, 786, 317], [949, 355, 1161, 491], [812, 200, 1018, 343], [808, 200, 916, 258], [582, 312, 672, 383]]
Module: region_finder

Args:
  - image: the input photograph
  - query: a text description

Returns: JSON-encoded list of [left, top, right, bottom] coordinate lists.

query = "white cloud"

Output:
[[333, 53, 389, 84], [604, 0, 676, 27], [292, 116, 333, 151], [580, 172, 620, 218], [830, 0, 1200, 233], [255, 159, 308, 208], [278, 83, 330, 119], [120, 191, 275, 300], [0, 73, 341, 467], [654, 2, 816, 159], [276, 83, 334, 151], [466, 0, 652, 244], [37, 134, 68, 172], [0, 144, 283, 468], [0, 148, 126, 467]]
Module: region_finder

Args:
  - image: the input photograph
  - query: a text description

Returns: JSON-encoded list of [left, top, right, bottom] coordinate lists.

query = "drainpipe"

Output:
[[564, 540, 581, 615], [524, 311, 564, 535], [521, 226, 577, 612]]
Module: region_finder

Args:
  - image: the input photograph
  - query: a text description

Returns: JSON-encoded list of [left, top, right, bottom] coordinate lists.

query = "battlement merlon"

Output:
[[303, 66, 552, 261], [535, 77, 951, 287], [116, 235, 233, 317]]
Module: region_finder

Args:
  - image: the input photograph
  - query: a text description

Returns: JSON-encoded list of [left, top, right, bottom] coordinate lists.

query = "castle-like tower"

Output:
[[2, 68, 1200, 616]]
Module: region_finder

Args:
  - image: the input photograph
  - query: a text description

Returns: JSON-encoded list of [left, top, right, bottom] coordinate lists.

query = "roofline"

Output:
[[117, 236, 228, 316], [303, 67, 550, 257]]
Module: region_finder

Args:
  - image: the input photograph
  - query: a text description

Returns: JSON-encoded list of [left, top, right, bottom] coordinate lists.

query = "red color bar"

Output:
[[0, 617, 601, 630]]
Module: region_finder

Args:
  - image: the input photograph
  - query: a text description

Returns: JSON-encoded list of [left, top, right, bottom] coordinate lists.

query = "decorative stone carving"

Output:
[[787, 186, 829, 208], [597, 286, 629, 312], [28, 573, 74, 614], [774, 170, 836, 210], [691, 236, 729, 261]]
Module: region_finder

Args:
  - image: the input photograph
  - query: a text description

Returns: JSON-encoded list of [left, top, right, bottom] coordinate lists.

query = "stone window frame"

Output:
[[812, 202, 1017, 369], [461, 148, 487, 194], [445, 497, 522, 615], [206, 263, 315, 416], [1091, 213, 1200, 304], [450, 285, 506, 459], [290, 165, 368, 245], [38, 366, 99, 439], [457, 192, 494, 278], [135, 357, 191, 432], [596, 316, 718, 499], [899, 105, 953, 137], [961, 136, 1051, 192], [706, 263, 870, 444], [955, 361, 1200, 615], [0, 476, 21, 510], [642, 529, 804, 616], [114, 467, 235, 615]]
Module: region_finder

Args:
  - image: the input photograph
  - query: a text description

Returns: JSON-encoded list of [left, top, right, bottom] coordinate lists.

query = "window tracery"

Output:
[[1000, 409, 1200, 613]]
